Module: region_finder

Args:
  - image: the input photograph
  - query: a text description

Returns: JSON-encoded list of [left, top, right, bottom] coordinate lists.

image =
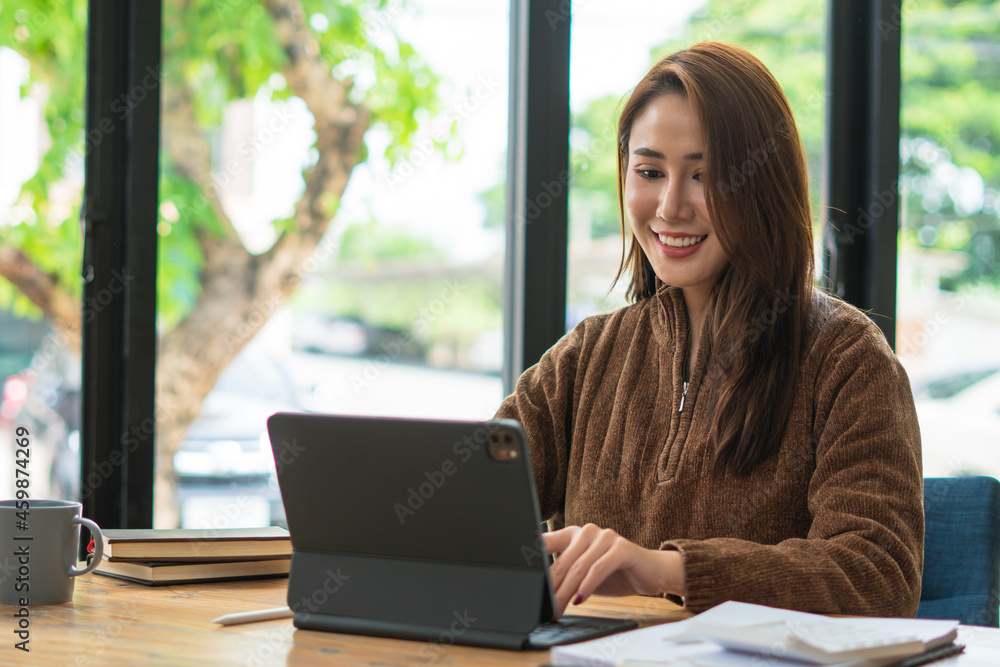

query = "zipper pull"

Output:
[[679, 381, 689, 413]]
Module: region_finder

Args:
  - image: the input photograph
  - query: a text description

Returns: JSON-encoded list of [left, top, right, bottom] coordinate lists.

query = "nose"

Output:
[[656, 177, 693, 221]]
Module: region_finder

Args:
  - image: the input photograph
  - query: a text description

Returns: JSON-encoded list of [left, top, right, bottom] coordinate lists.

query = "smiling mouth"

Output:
[[657, 233, 707, 248]]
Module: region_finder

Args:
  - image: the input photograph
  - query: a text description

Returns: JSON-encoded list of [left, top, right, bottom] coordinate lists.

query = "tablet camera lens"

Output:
[[488, 431, 519, 462]]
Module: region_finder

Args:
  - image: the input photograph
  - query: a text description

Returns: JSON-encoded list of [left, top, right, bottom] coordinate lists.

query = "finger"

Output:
[[545, 526, 598, 617], [574, 538, 632, 604], [546, 525, 595, 591], [552, 527, 618, 616], [541, 526, 577, 556]]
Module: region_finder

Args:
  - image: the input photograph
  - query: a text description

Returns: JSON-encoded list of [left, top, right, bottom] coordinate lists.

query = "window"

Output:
[[897, 1, 1000, 479], [0, 2, 87, 503], [155, 0, 508, 528], [566, 1, 827, 327]]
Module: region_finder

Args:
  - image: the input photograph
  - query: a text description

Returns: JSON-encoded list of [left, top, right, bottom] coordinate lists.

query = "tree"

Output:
[[481, 94, 623, 240], [539, 0, 1000, 292], [0, 0, 445, 526], [657, 0, 1000, 287]]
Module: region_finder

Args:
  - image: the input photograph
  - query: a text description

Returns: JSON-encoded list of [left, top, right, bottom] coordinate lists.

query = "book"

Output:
[[552, 601, 961, 666], [94, 556, 291, 586], [99, 527, 291, 562], [686, 601, 959, 665]]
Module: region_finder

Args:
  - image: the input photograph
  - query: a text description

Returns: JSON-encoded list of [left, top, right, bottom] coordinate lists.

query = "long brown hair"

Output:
[[613, 41, 815, 475]]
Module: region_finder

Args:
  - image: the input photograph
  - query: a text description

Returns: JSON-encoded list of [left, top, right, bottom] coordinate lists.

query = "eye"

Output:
[[693, 172, 704, 183], [634, 169, 662, 180]]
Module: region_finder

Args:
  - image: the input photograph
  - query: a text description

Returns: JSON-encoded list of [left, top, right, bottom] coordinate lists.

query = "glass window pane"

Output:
[[567, 1, 826, 328], [898, 2, 1000, 480], [0, 3, 86, 503], [156, 0, 507, 528]]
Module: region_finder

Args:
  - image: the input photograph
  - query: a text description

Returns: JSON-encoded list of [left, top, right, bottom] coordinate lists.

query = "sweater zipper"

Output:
[[679, 381, 689, 413]]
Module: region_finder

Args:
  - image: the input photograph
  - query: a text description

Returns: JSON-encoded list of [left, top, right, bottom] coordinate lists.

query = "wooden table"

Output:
[[9, 572, 690, 666]]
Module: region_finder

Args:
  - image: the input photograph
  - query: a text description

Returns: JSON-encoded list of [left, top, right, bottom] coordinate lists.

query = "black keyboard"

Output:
[[527, 615, 639, 649]]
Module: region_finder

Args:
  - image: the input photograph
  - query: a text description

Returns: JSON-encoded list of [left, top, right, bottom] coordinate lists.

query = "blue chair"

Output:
[[917, 476, 1000, 627]]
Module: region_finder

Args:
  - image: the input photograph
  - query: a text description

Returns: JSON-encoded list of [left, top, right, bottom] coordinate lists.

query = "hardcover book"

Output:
[[99, 527, 291, 562], [94, 556, 291, 586]]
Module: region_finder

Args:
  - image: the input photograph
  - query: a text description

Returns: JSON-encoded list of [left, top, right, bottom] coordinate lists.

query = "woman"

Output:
[[494, 41, 923, 618]]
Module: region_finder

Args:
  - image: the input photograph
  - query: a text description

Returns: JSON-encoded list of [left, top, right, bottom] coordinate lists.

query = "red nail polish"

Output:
[[573, 594, 584, 605]]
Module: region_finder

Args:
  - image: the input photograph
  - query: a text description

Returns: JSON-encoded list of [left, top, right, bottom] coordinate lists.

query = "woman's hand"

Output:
[[543, 524, 686, 618]]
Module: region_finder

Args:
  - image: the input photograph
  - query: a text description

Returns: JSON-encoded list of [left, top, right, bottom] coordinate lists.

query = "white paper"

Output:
[[553, 601, 968, 667]]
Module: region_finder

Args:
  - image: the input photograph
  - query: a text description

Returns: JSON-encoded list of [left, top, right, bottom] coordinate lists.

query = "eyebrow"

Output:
[[632, 147, 703, 161]]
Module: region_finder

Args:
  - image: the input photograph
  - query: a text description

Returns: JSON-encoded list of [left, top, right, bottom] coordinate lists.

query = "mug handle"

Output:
[[67, 517, 104, 577]]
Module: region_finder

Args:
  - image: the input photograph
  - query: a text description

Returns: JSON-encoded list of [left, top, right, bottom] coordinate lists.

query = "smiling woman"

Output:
[[623, 94, 724, 329], [496, 41, 924, 621], [614, 42, 815, 476]]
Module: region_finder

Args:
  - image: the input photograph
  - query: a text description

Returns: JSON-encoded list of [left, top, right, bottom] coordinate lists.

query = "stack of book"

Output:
[[92, 527, 292, 586]]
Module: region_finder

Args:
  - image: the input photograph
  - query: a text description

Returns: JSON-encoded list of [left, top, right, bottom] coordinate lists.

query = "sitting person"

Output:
[[495, 41, 923, 618]]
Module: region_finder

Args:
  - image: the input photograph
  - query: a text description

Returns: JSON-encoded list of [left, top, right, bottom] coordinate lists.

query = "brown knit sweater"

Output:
[[495, 284, 923, 616]]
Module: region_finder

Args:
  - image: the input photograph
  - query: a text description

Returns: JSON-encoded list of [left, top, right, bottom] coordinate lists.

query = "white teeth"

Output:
[[658, 233, 707, 248]]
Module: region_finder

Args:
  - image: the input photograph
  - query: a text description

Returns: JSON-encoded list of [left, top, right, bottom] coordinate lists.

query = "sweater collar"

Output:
[[652, 278, 688, 350], [652, 279, 714, 391]]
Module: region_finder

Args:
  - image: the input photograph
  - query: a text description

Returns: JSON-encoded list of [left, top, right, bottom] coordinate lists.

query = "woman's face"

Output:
[[624, 93, 729, 301]]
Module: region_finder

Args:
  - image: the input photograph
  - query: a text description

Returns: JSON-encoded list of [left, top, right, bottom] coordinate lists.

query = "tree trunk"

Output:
[[0, 0, 370, 528], [152, 0, 370, 527]]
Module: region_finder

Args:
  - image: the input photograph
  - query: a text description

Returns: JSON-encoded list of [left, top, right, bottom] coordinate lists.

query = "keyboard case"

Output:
[[268, 413, 594, 650]]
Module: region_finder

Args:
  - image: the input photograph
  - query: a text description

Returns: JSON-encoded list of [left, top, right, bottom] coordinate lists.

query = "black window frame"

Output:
[[81, 0, 160, 529]]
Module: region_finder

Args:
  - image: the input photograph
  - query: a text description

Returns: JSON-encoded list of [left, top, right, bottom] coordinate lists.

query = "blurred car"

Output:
[[291, 314, 368, 356], [291, 312, 426, 362], [3, 340, 81, 501], [10, 335, 306, 528], [173, 342, 310, 529], [914, 367, 1000, 478]]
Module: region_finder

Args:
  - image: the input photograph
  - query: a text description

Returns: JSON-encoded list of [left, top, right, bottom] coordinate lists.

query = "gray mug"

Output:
[[0, 500, 105, 605]]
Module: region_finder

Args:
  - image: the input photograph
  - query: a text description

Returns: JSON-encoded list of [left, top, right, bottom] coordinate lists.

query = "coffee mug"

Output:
[[0, 500, 105, 605]]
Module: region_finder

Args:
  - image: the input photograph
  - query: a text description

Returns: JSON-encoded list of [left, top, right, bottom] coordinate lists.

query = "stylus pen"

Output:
[[889, 643, 965, 667], [212, 607, 294, 626]]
